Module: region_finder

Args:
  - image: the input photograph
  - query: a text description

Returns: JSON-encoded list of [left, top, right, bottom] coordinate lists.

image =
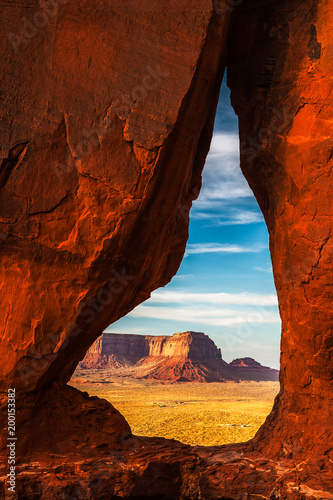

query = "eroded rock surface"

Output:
[[0, 0, 332, 497], [85, 331, 223, 362], [77, 331, 279, 382], [229, 357, 279, 381], [0, 0, 230, 395], [227, 0, 333, 463], [0, 0, 231, 462]]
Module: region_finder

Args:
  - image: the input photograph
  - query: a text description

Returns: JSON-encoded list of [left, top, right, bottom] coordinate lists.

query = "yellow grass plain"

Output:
[[70, 378, 279, 446]]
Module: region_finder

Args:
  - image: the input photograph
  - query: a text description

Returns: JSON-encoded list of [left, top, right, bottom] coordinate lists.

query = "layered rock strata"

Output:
[[78, 331, 279, 382], [85, 331, 222, 362]]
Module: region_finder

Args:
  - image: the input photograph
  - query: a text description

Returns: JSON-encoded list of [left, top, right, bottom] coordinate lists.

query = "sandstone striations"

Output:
[[78, 332, 279, 382], [1, 0, 333, 497], [227, 0, 333, 464], [84, 330, 222, 362]]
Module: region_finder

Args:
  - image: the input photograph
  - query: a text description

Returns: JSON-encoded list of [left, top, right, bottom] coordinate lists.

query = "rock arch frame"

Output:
[[0, 0, 332, 497]]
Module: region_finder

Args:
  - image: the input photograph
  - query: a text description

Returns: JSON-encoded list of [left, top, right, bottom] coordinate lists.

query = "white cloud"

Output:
[[127, 290, 280, 327], [190, 209, 263, 225], [254, 265, 273, 274], [149, 290, 278, 306], [208, 133, 239, 156], [128, 305, 280, 327], [195, 133, 252, 204], [172, 274, 195, 280], [189, 132, 265, 226], [104, 326, 149, 334], [195, 176, 252, 204], [227, 211, 263, 225], [185, 243, 265, 255]]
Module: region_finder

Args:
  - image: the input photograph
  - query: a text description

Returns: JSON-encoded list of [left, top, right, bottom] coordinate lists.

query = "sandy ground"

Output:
[[70, 371, 279, 446]]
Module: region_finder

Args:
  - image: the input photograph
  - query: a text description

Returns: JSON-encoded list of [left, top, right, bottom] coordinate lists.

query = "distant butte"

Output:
[[77, 331, 279, 383]]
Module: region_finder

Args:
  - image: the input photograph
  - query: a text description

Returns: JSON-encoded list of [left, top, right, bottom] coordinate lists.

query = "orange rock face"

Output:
[[79, 331, 231, 382], [0, 0, 333, 497], [227, 0, 333, 463], [85, 331, 222, 361], [0, 0, 229, 395], [0, 0, 231, 472]]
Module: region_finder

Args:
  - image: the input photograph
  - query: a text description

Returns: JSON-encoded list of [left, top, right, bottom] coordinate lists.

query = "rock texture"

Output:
[[227, 0, 333, 463], [0, 0, 231, 462], [0, 0, 231, 395], [84, 331, 222, 362], [77, 331, 279, 382], [0, 0, 333, 497], [2, 439, 333, 500]]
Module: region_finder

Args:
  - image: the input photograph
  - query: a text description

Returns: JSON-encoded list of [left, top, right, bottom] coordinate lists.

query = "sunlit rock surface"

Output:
[[78, 331, 279, 382], [0, 0, 332, 497]]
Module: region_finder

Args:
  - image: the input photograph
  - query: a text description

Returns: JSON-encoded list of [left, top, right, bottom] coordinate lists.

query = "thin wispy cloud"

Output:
[[190, 133, 261, 225], [104, 326, 149, 335], [172, 274, 195, 280], [149, 290, 278, 306], [196, 133, 251, 198], [196, 170, 252, 203], [185, 243, 265, 256], [254, 265, 273, 274], [128, 305, 280, 327], [191, 208, 263, 225], [215, 211, 263, 226], [127, 290, 279, 328]]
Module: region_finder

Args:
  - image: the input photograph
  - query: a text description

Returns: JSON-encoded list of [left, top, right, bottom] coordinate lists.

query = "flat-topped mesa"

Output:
[[87, 333, 150, 363], [78, 331, 279, 383], [147, 331, 222, 360], [86, 331, 222, 362], [80, 331, 234, 382]]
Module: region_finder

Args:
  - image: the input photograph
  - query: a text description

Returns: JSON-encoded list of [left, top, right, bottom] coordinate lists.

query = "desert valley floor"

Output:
[[70, 372, 279, 447]]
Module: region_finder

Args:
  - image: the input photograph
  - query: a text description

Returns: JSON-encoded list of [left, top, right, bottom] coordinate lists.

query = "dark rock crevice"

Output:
[[0, 141, 30, 191]]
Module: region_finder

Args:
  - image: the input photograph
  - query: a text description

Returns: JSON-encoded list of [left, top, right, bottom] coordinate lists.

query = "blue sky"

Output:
[[107, 76, 281, 370]]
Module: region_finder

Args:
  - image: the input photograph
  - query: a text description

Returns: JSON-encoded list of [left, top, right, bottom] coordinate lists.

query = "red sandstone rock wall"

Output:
[[0, 1, 230, 396], [227, 0, 333, 461], [87, 333, 150, 362], [1, 0, 333, 496], [0, 0, 232, 463], [85, 331, 222, 360]]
